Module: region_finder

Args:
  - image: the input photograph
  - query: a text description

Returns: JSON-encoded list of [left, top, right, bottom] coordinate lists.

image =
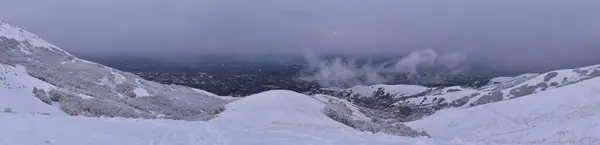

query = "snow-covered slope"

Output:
[[489, 73, 539, 86], [0, 64, 64, 115], [0, 90, 447, 145], [213, 90, 353, 130], [382, 64, 598, 108], [316, 64, 600, 124], [407, 77, 600, 145], [0, 20, 226, 119], [0, 113, 447, 145]]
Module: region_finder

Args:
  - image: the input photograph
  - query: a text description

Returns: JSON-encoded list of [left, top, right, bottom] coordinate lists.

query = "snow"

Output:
[[490, 77, 516, 84], [0, 64, 65, 115], [191, 88, 238, 101], [0, 21, 69, 54], [407, 77, 600, 145], [313, 94, 371, 121], [404, 88, 476, 106], [345, 84, 428, 98], [0, 113, 446, 145], [111, 72, 127, 84], [0, 89, 451, 145], [97, 76, 110, 86], [133, 87, 150, 97], [77, 93, 95, 99], [213, 90, 353, 130]]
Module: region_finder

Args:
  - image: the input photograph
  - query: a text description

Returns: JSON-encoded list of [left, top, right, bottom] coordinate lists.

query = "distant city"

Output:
[[82, 55, 493, 96]]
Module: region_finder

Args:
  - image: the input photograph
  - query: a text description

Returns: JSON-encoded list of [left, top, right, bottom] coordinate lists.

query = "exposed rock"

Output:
[[544, 72, 558, 82], [471, 91, 503, 107]]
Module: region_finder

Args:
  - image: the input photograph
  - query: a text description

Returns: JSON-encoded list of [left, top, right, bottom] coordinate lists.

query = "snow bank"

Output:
[[407, 77, 600, 145]]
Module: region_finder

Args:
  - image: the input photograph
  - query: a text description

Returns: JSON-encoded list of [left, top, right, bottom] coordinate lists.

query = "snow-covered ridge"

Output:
[[0, 20, 65, 53], [1, 20, 226, 119], [318, 64, 600, 123]]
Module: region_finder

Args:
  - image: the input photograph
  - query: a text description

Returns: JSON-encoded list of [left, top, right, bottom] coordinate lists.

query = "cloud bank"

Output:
[[300, 49, 469, 87]]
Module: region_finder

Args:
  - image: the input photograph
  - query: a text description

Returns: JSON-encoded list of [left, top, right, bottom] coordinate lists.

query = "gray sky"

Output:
[[2, 0, 600, 71]]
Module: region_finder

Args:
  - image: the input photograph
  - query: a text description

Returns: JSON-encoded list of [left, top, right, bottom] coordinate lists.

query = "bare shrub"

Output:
[[3, 107, 13, 113], [32, 87, 52, 105], [323, 101, 430, 138]]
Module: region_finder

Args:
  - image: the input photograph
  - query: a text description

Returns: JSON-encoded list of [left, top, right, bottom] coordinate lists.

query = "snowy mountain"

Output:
[[3, 20, 600, 145], [0, 20, 226, 120], [320, 64, 600, 121], [407, 76, 600, 144], [0, 20, 436, 145]]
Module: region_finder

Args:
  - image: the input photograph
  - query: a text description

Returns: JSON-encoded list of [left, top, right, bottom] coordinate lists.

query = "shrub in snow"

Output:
[[49, 89, 64, 102], [207, 105, 226, 115], [3, 107, 13, 113], [470, 90, 504, 107], [446, 89, 462, 93], [544, 72, 559, 82], [49, 89, 153, 118], [32, 87, 52, 105], [116, 83, 136, 98], [323, 101, 430, 137]]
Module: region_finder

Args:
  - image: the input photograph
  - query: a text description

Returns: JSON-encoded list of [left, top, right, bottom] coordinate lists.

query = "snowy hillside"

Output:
[[407, 77, 600, 145], [489, 73, 539, 86], [0, 64, 64, 115], [213, 90, 353, 130], [0, 20, 226, 119], [319, 64, 600, 122]]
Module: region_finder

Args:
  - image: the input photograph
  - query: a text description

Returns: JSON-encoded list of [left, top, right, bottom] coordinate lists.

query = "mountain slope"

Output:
[[406, 77, 600, 144], [0, 64, 64, 115], [0, 20, 225, 119], [319, 64, 600, 122]]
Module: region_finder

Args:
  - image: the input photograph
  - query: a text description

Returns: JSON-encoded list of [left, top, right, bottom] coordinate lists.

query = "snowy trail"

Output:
[[0, 113, 442, 145]]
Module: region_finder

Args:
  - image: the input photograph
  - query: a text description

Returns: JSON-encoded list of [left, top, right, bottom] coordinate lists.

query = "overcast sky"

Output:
[[2, 0, 600, 71]]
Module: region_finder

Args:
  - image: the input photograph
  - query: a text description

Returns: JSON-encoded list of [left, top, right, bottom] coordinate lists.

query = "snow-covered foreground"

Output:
[[0, 90, 449, 145], [407, 77, 600, 145], [0, 113, 449, 145]]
